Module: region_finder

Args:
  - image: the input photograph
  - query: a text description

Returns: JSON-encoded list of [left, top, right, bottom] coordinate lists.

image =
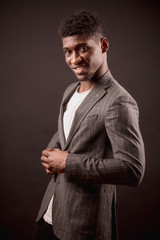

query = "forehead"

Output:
[[62, 34, 99, 49]]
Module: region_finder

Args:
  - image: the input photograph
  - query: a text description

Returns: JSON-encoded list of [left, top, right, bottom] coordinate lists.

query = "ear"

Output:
[[101, 38, 109, 53]]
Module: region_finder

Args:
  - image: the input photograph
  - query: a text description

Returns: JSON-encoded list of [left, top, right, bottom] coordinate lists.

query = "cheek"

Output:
[[65, 57, 70, 66], [90, 53, 103, 68], [90, 47, 103, 62]]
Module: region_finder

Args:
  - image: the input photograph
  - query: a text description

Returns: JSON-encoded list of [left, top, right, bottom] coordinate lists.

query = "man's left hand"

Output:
[[41, 148, 68, 174]]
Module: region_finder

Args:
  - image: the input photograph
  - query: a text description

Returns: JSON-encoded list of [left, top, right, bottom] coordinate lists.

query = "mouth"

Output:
[[72, 65, 88, 75]]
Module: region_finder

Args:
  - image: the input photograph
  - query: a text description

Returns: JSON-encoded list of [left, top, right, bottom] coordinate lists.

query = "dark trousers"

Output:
[[34, 219, 60, 240]]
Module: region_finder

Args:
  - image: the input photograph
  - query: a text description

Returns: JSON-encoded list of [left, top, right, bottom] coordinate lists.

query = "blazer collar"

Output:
[[60, 70, 113, 150]]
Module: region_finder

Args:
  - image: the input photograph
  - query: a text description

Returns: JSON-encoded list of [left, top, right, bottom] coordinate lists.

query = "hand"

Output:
[[41, 148, 68, 175]]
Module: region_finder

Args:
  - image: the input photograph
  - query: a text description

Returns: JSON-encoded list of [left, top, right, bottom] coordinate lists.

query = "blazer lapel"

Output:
[[63, 71, 113, 150]]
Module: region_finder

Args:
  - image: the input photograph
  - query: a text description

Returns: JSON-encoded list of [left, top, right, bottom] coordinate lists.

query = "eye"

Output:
[[63, 49, 72, 56], [80, 46, 88, 52]]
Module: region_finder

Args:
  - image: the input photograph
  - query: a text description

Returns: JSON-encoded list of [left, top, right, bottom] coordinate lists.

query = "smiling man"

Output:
[[34, 10, 145, 240]]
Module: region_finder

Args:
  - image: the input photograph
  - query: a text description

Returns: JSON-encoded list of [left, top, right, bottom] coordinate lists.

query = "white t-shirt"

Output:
[[63, 87, 91, 140], [43, 86, 91, 224]]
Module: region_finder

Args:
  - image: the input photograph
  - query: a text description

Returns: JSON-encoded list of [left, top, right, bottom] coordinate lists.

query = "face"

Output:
[[62, 33, 108, 81]]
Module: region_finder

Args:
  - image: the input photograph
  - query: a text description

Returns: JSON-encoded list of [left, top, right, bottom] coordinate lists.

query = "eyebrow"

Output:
[[63, 42, 87, 51]]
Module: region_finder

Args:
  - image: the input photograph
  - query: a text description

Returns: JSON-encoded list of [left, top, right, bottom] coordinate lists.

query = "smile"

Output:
[[72, 66, 88, 74]]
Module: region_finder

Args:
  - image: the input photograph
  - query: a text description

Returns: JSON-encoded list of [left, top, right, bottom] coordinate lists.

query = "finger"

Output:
[[46, 169, 54, 175], [41, 155, 49, 163], [41, 162, 49, 169], [42, 149, 50, 157]]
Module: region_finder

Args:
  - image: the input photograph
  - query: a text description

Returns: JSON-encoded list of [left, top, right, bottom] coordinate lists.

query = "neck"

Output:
[[78, 60, 108, 93], [78, 81, 96, 93]]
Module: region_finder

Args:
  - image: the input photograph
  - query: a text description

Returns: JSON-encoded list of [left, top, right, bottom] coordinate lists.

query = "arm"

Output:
[[65, 94, 145, 186]]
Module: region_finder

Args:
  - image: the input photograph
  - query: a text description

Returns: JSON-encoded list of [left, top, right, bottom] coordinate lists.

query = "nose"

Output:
[[71, 51, 81, 65]]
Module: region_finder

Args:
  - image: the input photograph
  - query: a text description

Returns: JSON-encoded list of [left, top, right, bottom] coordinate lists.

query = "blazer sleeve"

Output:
[[47, 131, 61, 149], [65, 94, 145, 186]]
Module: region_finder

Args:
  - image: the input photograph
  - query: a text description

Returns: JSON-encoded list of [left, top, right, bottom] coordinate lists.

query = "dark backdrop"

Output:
[[0, 0, 160, 239]]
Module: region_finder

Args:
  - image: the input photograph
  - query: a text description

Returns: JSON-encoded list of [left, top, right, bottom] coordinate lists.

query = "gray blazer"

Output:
[[36, 70, 145, 240]]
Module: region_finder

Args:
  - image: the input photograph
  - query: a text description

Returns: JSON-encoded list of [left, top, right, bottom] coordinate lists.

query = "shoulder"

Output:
[[108, 77, 137, 106], [100, 71, 137, 105]]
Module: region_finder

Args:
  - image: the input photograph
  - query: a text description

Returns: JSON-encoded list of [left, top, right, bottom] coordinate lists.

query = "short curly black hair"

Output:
[[58, 9, 106, 38]]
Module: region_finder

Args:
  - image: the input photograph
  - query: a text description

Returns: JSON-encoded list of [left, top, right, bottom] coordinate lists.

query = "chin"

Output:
[[76, 74, 91, 82], [79, 78, 89, 82]]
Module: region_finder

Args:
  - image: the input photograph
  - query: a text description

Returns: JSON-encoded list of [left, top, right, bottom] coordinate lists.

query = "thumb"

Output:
[[47, 148, 53, 151], [53, 148, 60, 152]]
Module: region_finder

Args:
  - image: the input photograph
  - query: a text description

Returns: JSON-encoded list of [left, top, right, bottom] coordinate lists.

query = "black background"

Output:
[[0, 0, 160, 239]]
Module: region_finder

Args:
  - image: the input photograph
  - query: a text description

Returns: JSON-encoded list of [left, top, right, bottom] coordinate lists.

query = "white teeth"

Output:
[[73, 66, 86, 73]]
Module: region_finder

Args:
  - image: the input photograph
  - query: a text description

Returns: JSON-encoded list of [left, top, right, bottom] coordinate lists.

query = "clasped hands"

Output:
[[41, 148, 68, 175]]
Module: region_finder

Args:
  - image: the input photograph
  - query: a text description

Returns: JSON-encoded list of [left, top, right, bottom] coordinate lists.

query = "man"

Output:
[[35, 9, 145, 240]]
